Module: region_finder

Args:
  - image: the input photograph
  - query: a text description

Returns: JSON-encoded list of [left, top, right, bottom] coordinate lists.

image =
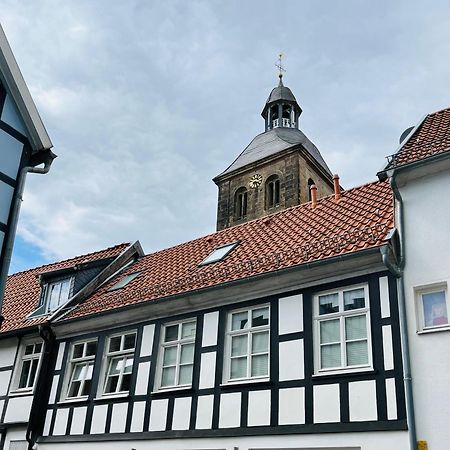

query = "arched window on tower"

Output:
[[266, 175, 281, 209], [308, 178, 315, 202], [235, 187, 248, 220], [282, 105, 292, 127]]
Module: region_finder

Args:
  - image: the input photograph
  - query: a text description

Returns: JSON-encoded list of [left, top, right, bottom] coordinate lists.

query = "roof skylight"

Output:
[[199, 242, 239, 266], [108, 272, 141, 291]]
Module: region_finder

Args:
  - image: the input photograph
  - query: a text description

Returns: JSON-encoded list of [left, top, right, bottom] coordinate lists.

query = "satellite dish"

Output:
[[399, 126, 414, 144]]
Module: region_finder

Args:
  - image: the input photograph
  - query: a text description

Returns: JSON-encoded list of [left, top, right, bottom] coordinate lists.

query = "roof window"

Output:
[[199, 242, 239, 266], [108, 272, 141, 291]]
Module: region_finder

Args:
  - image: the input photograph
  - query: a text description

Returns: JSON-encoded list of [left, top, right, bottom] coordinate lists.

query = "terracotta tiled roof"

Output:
[[387, 107, 450, 169], [0, 243, 129, 334], [64, 180, 393, 321]]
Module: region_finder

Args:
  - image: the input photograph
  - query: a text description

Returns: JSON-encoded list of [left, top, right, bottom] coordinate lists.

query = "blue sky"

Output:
[[2, 0, 449, 273]]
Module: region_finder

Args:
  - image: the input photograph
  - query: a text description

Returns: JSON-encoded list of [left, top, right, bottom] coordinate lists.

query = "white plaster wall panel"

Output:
[[149, 398, 168, 431], [313, 384, 340, 423], [199, 351, 216, 389], [140, 324, 155, 357], [70, 407, 87, 435], [4, 395, 32, 423], [219, 392, 241, 428], [1, 94, 28, 137], [0, 370, 11, 395], [202, 311, 219, 347], [279, 387, 305, 425], [54, 342, 66, 371], [382, 325, 394, 371], [48, 374, 60, 404], [278, 293, 303, 334], [379, 276, 391, 318], [0, 129, 23, 180], [130, 401, 146, 432], [0, 399, 4, 420], [110, 402, 128, 433], [195, 395, 214, 429], [172, 396, 192, 430], [0, 181, 14, 224], [134, 361, 150, 395], [42, 410, 53, 436], [385, 378, 397, 420], [53, 409, 69, 436], [0, 337, 18, 367], [90, 404, 108, 434], [247, 390, 271, 426], [278, 339, 304, 381], [349, 380, 377, 422]]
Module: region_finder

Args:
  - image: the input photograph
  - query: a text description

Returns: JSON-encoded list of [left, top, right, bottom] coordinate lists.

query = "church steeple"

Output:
[[261, 57, 302, 131]]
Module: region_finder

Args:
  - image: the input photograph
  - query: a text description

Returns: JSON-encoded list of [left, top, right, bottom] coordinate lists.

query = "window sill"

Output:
[[8, 389, 35, 397], [151, 386, 194, 396], [220, 378, 271, 389], [417, 325, 450, 335], [313, 367, 375, 379], [94, 393, 130, 402], [58, 397, 90, 405]]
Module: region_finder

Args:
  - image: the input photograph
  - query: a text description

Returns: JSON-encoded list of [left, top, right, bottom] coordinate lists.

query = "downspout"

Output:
[[0, 150, 55, 326], [26, 324, 57, 450], [381, 173, 417, 450]]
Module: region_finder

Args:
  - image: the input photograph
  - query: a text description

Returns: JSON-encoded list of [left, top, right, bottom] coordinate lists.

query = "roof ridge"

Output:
[[426, 106, 450, 117], [8, 242, 130, 277]]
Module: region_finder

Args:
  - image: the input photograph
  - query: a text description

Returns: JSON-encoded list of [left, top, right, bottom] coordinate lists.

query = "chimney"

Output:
[[310, 184, 317, 209], [333, 174, 341, 201]]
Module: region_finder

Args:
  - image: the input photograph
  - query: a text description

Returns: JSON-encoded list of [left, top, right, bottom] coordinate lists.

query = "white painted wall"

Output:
[[400, 165, 450, 448], [35, 430, 409, 450]]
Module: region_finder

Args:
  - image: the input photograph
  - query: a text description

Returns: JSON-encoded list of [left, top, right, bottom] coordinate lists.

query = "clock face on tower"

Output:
[[249, 174, 262, 188]]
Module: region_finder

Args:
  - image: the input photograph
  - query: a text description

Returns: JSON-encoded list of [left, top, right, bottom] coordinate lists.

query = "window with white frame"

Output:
[[12, 340, 43, 392], [102, 332, 136, 395], [225, 305, 270, 382], [43, 277, 73, 313], [65, 340, 97, 399], [415, 283, 449, 331], [314, 285, 372, 373], [158, 320, 196, 389]]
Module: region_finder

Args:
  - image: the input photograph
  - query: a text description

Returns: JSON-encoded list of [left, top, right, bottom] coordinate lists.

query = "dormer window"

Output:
[[43, 277, 73, 313]]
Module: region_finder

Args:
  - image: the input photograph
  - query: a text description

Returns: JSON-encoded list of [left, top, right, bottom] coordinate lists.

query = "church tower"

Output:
[[213, 71, 335, 231]]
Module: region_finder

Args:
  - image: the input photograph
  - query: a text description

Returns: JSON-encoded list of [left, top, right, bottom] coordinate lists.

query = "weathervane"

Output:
[[275, 53, 286, 82]]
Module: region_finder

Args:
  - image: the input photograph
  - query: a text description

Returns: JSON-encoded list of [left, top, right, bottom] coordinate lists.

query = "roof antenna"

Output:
[[275, 53, 285, 86]]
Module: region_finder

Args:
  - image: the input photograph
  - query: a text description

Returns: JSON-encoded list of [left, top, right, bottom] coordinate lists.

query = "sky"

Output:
[[2, 0, 449, 273]]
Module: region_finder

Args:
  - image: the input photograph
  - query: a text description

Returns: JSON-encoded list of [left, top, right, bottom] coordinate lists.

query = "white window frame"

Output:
[[155, 319, 197, 391], [42, 277, 73, 313], [63, 339, 98, 401], [223, 304, 270, 384], [313, 284, 373, 375], [10, 338, 44, 394], [99, 331, 137, 397], [415, 281, 450, 333]]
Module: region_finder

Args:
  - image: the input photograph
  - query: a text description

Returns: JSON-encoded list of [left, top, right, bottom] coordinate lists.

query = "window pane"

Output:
[[24, 345, 34, 356], [85, 362, 94, 380], [230, 357, 247, 379], [251, 354, 268, 377], [123, 333, 136, 350], [109, 336, 121, 353], [179, 364, 193, 385], [29, 359, 39, 387], [252, 331, 269, 354], [73, 343, 84, 359], [181, 321, 196, 339], [163, 346, 177, 366], [81, 379, 91, 396], [161, 367, 175, 386], [59, 279, 71, 304], [231, 335, 248, 357], [180, 343, 194, 364], [68, 380, 81, 397], [34, 343, 42, 354], [165, 325, 179, 342], [105, 376, 119, 393], [86, 341, 97, 357], [108, 358, 122, 376], [320, 319, 340, 344], [345, 315, 367, 340], [121, 373, 132, 392], [18, 360, 31, 388], [231, 311, 248, 330], [48, 283, 61, 311], [252, 308, 269, 327], [123, 356, 134, 373], [346, 341, 368, 365], [422, 290, 448, 327], [344, 288, 366, 310], [72, 363, 85, 381], [319, 293, 339, 315], [321, 343, 341, 369]]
